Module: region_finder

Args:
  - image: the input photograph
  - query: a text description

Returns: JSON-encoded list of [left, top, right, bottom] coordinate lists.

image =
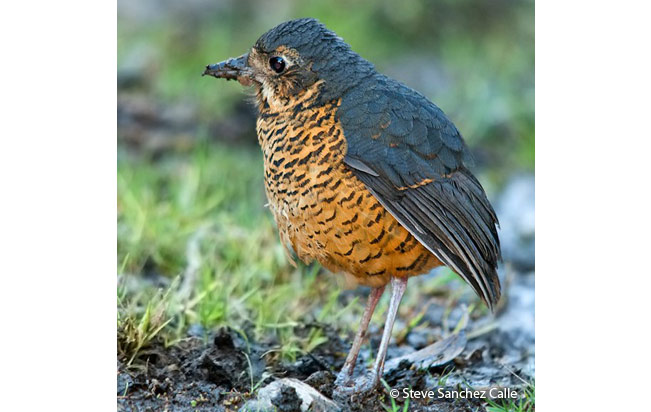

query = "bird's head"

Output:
[[203, 18, 374, 110]]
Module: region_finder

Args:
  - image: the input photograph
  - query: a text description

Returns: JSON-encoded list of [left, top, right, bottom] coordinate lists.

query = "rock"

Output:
[[242, 378, 341, 412]]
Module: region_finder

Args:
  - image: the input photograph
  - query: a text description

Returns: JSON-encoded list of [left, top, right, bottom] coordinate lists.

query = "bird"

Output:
[[203, 18, 501, 394]]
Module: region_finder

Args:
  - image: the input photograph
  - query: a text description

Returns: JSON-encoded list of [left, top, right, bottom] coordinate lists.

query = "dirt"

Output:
[[117, 324, 345, 411], [118, 272, 534, 412]]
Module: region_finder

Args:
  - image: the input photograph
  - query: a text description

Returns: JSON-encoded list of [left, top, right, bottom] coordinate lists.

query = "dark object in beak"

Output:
[[202, 54, 249, 81]]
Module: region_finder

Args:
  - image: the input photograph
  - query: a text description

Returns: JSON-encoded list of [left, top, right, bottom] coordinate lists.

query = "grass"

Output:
[[117, 142, 364, 365], [117, 277, 178, 365], [381, 379, 410, 412], [486, 381, 535, 412]]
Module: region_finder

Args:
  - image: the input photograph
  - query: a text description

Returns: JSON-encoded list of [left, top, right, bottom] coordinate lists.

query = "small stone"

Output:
[[241, 378, 341, 412]]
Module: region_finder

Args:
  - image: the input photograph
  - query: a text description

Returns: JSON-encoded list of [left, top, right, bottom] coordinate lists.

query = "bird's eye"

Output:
[[269, 56, 286, 74]]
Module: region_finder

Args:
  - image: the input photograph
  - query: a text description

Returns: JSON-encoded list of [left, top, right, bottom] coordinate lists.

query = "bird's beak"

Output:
[[202, 53, 253, 86]]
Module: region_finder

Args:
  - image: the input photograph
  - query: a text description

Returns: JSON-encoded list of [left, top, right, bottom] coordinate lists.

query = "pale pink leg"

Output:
[[335, 285, 385, 384], [334, 277, 408, 394], [372, 277, 407, 378]]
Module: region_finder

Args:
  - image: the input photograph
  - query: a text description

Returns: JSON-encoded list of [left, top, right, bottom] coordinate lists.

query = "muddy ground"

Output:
[[117, 271, 533, 412]]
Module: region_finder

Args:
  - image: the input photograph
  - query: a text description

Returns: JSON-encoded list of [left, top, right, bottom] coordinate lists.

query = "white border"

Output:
[[537, 1, 651, 410], [1, 1, 116, 410]]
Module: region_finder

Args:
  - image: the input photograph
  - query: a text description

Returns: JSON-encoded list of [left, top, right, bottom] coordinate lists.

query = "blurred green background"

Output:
[[118, 0, 533, 172], [118, 0, 534, 364]]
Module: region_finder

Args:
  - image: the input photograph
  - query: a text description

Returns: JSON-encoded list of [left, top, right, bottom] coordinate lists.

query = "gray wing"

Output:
[[338, 75, 501, 309]]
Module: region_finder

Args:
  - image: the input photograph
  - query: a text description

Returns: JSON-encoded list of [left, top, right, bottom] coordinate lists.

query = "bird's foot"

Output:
[[333, 363, 356, 387], [332, 369, 380, 400]]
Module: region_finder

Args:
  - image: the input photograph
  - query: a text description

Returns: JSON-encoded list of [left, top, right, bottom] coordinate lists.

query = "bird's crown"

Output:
[[255, 18, 375, 102]]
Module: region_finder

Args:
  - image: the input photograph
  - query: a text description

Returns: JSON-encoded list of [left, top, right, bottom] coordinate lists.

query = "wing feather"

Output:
[[339, 75, 502, 309]]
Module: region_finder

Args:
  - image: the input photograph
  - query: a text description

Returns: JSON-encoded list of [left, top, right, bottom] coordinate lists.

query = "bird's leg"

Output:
[[335, 276, 408, 395], [369, 276, 408, 384], [335, 285, 386, 386]]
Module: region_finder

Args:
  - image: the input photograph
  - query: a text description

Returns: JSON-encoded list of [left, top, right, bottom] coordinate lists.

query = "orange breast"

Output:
[[256, 90, 441, 288]]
